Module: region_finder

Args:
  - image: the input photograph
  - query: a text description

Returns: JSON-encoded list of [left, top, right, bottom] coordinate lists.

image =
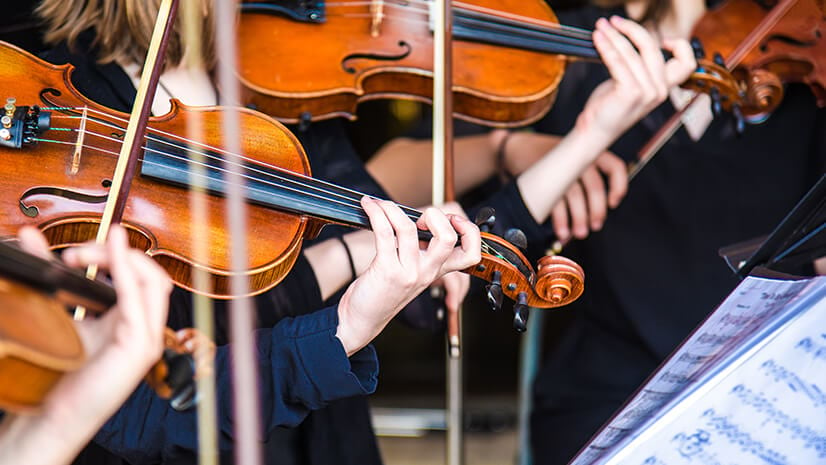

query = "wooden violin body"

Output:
[[0, 277, 85, 413], [0, 43, 313, 298], [238, 0, 565, 127], [0, 41, 582, 309]]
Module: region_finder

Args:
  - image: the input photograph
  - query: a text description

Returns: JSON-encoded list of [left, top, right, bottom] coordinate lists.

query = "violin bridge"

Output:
[[71, 106, 88, 175], [370, 0, 384, 37]]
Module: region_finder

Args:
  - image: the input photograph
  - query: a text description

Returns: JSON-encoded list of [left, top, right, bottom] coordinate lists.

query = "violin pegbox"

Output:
[[680, 38, 786, 133], [680, 52, 748, 131], [466, 224, 585, 332]]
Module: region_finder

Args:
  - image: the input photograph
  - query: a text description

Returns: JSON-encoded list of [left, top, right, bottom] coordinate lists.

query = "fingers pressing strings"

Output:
[[42, 110, 507, 265]]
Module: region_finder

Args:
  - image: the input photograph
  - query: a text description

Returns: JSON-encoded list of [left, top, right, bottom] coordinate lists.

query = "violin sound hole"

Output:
[[19, 186, 110, 218], [38, 88, 62, 108], [341, 41, 412, 74], [759, 33, 818, 53]]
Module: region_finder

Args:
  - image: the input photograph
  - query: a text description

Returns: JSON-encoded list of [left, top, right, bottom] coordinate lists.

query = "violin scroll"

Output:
[[466, 229, 585, 312], [535, 255, 585, 306], [689, 0, 826, 126]]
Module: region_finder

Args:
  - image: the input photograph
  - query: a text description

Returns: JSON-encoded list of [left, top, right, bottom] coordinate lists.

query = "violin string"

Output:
[[34, 136, 504, 259], [322, 0, 594, 41], [314, 10, 597, 56], [49, 110, 424, 219], [45, 119, 409, 219], [33, 135, 385, 228], [319, 11, 595, 48], [31, 134, 503, 260], [325, 0, 592, 37], [35, 123, 504, 259]]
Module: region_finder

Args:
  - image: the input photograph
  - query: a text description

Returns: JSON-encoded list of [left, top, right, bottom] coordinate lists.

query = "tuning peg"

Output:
[[732, 104, 745, 136], [713, 52, 725, 67], [710, 87, 722, 117], [485, 270, 503, 311], [504, 228, 528, 252], [512, 292, 529, 332], [690, 37, 706, 60], [162, 350, 197, 411], [474, 207, 496, 232]]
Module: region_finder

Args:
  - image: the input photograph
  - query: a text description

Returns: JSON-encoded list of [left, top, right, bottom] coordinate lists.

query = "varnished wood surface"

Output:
[[0, 42, 312, 298], [0, 278, 84, 413], [0, 41, 585, 307], [237, 0, 565, 127]]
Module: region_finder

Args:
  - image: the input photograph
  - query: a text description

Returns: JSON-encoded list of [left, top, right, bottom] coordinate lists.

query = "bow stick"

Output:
[[432, 1, 464, 463], [75, 0, 179, 320]]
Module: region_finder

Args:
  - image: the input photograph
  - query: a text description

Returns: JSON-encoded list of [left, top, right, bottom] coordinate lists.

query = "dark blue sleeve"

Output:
[[92, 306, 378, 464]]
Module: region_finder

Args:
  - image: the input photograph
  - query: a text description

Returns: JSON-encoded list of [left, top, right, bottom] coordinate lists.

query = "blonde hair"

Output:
[[36, 0, 216, 71]]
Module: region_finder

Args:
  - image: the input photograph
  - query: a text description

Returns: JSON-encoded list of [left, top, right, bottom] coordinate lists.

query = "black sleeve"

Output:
[[291, 119, 389, 243], [467, 180, 554, 262]]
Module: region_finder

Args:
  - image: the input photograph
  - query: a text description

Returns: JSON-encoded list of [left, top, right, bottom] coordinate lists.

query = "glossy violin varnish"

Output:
[[237, 0, 566, 127], [0, 278, 85, 413]]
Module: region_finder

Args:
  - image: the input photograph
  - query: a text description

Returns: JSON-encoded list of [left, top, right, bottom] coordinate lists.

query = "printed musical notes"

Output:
[[570, 276, 826, 465]]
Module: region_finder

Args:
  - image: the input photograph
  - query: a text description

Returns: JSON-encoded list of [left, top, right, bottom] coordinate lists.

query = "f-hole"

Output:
[[341, 41, 412, 74], [759, 33, 819, 53]]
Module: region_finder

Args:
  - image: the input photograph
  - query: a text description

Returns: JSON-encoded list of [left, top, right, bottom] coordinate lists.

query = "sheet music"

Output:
[[570, 276, 826, 465]]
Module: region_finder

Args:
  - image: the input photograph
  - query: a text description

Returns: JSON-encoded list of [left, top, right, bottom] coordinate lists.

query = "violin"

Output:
[[0, 41, 583, 330], [236, 0, 736, 127], [0, 239, 200, 413], [685, 0, 826, 124]]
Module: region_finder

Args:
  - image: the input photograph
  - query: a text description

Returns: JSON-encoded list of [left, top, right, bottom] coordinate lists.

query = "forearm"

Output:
[[367, 133, 503, 206], [516, 125, 614, 223], [304, 230, 375, 301]]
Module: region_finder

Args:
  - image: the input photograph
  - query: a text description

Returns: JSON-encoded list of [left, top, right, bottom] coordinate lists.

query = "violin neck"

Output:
[[141, 139, 422, 233], [452, 12, 677, 68], [0, 241, 117, 310], [449, 7, 599, 60]]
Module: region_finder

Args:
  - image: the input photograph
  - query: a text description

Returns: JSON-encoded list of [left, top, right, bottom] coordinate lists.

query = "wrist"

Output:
[[335, 288, 366, 357], [335, 284, 390, 357], [568, 122, 613, 161], [343, 230, 375, 276], [337, 235, 356, 282]]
